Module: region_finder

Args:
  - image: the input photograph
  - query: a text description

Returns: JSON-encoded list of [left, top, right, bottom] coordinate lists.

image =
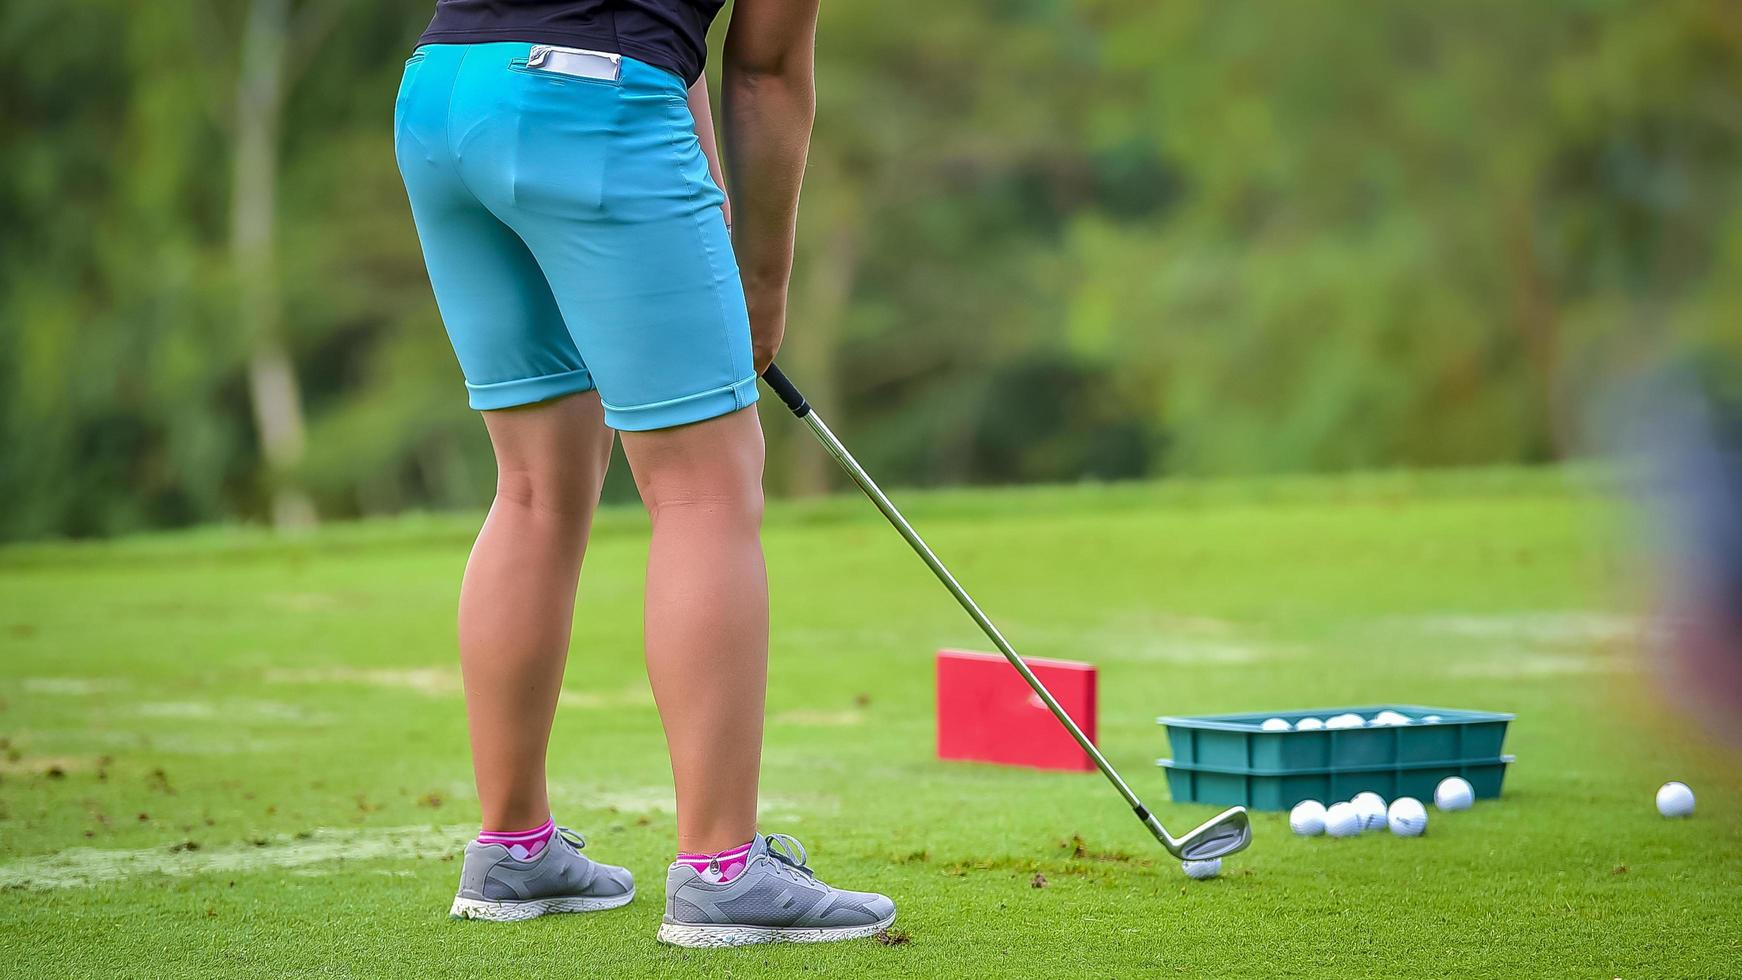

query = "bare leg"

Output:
[[460, 392, 615, 831], [620, 406, 769, 854]]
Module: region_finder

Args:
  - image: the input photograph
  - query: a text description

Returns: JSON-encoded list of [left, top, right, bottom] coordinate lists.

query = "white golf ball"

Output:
[[1372, 710, 1411, 726], [1351, 792, 1388, 831], [1420, 714, 1443, 724], [1260, 718, 1292, 732], [1435, 776, 1475, 811], [1182, 858, 1222, 879], [1324, 802, 1364, 837], [1387, 797, 1428, 836], [1289, 800, 1327, 836], [1294, 717, 1326, 731], [1656, 781, 1695, 818], [1325, 713, 1365, 730]]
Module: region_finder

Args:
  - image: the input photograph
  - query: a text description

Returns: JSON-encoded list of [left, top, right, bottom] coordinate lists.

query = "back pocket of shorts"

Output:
[[505, 65, 613, 215]]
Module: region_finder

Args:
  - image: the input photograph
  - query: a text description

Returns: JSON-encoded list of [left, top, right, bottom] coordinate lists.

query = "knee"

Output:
[[627, 406, 767, 528], [640, 449, 765, 529], [493, 463, 602, 523], [642, 478, 764, 529]]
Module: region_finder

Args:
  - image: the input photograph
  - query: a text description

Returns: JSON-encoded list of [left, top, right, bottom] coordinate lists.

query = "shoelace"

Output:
[[555, 827, 586, 852], [762, 833, 816, 883]]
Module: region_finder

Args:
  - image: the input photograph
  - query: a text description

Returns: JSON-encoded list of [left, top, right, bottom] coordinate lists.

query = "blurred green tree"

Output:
[[1, 0, 1737, 541]]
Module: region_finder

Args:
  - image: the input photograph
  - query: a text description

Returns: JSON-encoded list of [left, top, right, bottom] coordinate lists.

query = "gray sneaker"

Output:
[[657, 834, 896, 948], [449, 827, 635, 922]]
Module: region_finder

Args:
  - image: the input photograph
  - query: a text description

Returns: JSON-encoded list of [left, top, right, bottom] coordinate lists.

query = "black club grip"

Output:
[[760, 363, 811, 418]]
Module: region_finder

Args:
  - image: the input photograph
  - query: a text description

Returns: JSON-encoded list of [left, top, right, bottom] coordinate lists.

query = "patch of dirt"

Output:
[[0, 754, 98, 777], [1061, 834, 1144, 864]]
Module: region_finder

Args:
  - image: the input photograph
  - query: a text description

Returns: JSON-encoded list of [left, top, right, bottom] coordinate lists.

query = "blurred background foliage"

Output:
[[1, 0, 1737, 541]]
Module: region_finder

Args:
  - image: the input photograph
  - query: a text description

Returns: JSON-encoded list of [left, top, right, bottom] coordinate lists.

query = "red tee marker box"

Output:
[[936, 649, 1097, 772]]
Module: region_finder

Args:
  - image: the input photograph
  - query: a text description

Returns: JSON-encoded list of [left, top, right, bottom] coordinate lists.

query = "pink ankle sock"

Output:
[[675, 840, 754, 884], [478, 817, 556, 860]]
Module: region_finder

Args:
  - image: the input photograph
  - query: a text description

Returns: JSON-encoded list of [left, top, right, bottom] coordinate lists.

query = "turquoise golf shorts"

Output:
[[394, 42, 757, 429]]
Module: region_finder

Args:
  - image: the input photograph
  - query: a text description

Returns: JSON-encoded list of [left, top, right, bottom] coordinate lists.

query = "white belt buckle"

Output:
[[526, 44, 622, 82]]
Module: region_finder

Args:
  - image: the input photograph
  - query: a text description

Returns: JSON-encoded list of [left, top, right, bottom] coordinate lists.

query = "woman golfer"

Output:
[[394, 0, 894, 947]]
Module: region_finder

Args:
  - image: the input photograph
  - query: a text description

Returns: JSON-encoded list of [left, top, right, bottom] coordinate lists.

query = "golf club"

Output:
[[760, 363, 1253, 862]]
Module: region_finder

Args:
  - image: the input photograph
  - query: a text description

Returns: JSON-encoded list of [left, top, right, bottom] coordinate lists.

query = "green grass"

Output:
[[2, 467, 1739, 977]]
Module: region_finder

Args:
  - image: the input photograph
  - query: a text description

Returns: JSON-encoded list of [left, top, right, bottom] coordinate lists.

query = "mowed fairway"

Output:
[[2, 469, 1738, 977]]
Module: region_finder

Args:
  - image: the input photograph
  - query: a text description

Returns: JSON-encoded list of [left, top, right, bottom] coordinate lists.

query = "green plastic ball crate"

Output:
[[1154, 704, 1514, 811]]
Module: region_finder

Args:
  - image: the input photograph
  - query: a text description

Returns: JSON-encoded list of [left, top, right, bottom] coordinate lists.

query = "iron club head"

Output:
[[1154, 805, 1252, 861]]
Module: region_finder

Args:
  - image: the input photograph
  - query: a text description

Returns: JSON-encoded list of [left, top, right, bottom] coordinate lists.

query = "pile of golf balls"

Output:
[[1181, 858, 1222, 879], [1293, 783, 1466, 839], [1260, 710, 1456, 730]]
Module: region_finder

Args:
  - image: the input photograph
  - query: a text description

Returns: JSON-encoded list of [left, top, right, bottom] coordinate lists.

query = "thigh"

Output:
[[396, 45, 594, 412]]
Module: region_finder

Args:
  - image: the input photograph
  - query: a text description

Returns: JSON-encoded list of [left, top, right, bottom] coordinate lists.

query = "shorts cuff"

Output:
[[466, 367, 595, 411], [602, 374, 760, 431]]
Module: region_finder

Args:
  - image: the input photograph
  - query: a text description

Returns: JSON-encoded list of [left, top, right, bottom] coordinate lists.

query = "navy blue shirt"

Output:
[[418, 0, 724, 84]]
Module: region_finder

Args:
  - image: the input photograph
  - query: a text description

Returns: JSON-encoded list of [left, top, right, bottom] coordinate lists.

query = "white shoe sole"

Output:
[[449, 889, 635, 922], [656, 913, 896, 948]]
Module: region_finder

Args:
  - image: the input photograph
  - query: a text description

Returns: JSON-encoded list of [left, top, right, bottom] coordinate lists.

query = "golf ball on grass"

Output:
[[1656, 781, 1695, 818], [1290, 800, 1327, 836], [1324, 802, 1364, 837], [1387, 797, 1428, 836], [1294, 717, 1325, 731], [1435, 776, 1475, 811], [1182, 858, 1221, 880], [1260, 718, 1293, 731], [1352, 792, 1388, 831]]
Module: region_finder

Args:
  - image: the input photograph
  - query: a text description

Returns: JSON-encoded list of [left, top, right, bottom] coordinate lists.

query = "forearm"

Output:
[[720, 65, 814, 293]]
